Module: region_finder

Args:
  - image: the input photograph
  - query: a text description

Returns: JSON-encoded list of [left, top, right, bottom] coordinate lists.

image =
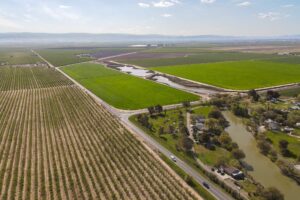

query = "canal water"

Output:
[[117, 65, 217, 95], [223, 111, 300, 200]]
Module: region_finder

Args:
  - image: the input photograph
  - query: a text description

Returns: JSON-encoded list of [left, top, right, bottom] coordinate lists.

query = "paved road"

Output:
[[33, 50, 233, 200], [122, 113, 233, 200]]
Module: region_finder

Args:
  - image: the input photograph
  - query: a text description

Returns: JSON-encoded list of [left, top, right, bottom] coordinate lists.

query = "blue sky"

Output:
[[0, 0, 299, 36]]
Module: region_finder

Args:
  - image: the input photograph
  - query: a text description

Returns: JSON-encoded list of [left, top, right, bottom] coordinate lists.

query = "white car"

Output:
[[170, 155, 177, 162]]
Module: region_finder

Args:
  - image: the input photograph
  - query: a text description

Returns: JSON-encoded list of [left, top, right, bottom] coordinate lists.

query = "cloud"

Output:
[[258, 12, 281, 21], [152, 0, 180, 8], [161, 13, 172, 17], [138, 3, 151, 8], [59, 5, 71, 9], [237, 1, 251, 7], [282, 4, 294, 8], [0, 16, 21, 28], [42, 5, 80, 20], [200, 0, 216, 4]]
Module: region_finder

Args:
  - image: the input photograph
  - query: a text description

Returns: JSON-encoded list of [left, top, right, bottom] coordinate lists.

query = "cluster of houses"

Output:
[[264, 100, 300, 134], [192, 116, 206, 133], [264, 118, 297, 133], [192, 115, 246, 181]]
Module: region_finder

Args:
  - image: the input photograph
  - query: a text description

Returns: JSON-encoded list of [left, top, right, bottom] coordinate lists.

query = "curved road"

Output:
[[33, 50, 233, 200]]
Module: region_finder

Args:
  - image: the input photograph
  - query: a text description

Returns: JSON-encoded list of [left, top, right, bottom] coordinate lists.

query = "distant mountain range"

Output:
[[1, 33, 300, 45]]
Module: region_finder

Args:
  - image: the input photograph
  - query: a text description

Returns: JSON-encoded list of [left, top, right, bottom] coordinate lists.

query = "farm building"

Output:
[[224, 167, 245, 180], [265, 119, 280, 131]]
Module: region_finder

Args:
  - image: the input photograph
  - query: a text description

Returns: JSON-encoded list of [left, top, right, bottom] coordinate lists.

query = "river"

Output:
[[223, 111, 300, 200]]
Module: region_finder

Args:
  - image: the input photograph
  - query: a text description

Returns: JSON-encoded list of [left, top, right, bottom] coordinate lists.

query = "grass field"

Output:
[[0, 66, 199, 200], [37, 49, 95, 67], [151, 61, 300, 90], [266, 131, 300, 158], [62, 63, 198, 110], [37, 47, 142, 67], [117, 52, 280, 68], [266, 56, 300, 65], [0, 49, 42, 65], [279, 87, 300, 97]]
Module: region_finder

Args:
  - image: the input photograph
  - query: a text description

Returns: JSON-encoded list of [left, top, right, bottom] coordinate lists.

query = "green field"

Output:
[[266, 131, 300, 158], [0, 49, 42, 65], [117, 52, 281, 68], [279, 87, 300, 97], [62, 63, 198, 110], [37, 47, 143, 67], [151, 61, 300, 90], [266, 56, 300, 64], [37, 48, 95, 66]]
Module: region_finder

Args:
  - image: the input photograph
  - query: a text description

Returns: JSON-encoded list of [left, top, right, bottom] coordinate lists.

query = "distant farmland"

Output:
[[37, 48, 142, 67], [0, 66, 199, 200], [62, 63, 198, 109], [36, 49, 96, 66], [116, 51, 280, 68], [0, 49, 42, 65], [151, 61, 300, 90]]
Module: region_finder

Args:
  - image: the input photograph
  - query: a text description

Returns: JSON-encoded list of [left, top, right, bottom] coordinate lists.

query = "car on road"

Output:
[[203, 182, 210, 189], [170, 155, 177, 162]]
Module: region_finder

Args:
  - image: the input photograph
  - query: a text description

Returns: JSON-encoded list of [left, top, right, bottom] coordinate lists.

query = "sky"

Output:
[[0, 0, 299, 36]]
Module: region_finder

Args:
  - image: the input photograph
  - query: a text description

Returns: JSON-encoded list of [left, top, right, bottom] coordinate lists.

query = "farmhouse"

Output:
[[283, 127, 294, 133], [265, 119, 280, 131], [224, 167, 245, 180]]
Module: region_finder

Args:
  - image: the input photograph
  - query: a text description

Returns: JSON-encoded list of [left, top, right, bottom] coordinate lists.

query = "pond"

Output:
[[153, 76, 217, 95], [117, 66, 153, 77], [223, 111, 300, 200]]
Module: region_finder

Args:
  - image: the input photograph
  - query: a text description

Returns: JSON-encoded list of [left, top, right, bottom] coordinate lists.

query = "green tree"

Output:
[[262, 187, 284, 200], [232, 149, 246, 160], [182, 137, 194, 152], [257, 140, 271, 155], [248, 89, 260, 102]]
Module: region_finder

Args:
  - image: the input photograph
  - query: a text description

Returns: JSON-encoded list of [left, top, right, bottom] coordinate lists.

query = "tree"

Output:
[[266, 90, 280, 100], [182, 137, 194, 152], [248, 89, 260, 102], [159, 127, 164, 135], [279, 140, 290, 157], [168, 125, 175, 134], [286, 111, 300, 127], [279, 140, 289, 149], [182, 101, 191, 108], [270, 150, 278, 162], [232, 104, 249, 118], [205, 118, 222, 135], [199, 132, 210, 144], [154, 105, 163, 114], [232, 149, 246, 160], [257, 140, 271, 155], [208, 109, 223, 119], [147, 106, 155, 116], [262, 187, 284, 200], [219, 133, 232, 144]]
